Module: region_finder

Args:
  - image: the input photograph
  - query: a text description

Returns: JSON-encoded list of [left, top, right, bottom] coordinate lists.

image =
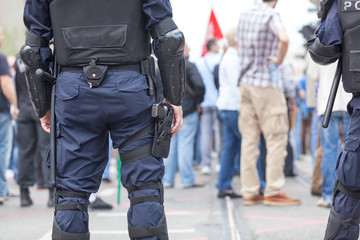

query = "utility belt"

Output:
[[59, 57, 155, 94], [61, 63, 141, 74]]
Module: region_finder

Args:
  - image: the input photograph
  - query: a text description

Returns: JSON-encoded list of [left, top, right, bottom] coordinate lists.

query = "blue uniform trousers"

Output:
[[330, 96, 360, 239], [53, 70, 165, 240]]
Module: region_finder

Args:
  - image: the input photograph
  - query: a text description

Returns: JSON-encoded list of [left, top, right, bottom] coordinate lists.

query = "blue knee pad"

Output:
[[127, 182, 168, 240], [324, 181, 360, 240], [52, 189, 91, 240]]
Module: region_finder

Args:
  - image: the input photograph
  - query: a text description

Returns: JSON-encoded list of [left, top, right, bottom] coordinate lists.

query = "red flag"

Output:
[[201, 9, 223, 56]]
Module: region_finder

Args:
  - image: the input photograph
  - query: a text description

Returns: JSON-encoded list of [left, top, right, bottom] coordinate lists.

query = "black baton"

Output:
[[322, 59, 342, 128], [50, 57, 57, 187]]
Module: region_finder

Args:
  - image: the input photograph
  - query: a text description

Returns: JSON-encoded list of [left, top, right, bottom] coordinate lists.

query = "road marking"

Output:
[[244, 215, 327, 234], [38, 230, 51, 240], [38, 228, 196, 239], [226, 196, 236, 240], [95, 211, 216, 217], [98, 188, 116, 197], [0, 210, 52, 219], [91, 229, 196, 234]]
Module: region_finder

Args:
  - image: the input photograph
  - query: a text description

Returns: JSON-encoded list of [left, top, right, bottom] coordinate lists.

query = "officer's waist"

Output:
[[60, 63, 141, 73]]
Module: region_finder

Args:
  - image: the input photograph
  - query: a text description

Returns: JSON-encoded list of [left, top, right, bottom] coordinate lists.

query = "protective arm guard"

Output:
[[307, 37, 341, 65], [152, 17, 185, 106], [19, 31, 55, 118]]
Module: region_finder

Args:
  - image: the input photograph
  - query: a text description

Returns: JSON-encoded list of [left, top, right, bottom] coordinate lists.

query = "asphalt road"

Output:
[[0, 154, 330, 240]]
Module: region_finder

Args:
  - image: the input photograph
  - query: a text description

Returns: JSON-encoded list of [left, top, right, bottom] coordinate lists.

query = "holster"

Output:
[[151, 103, 173, 158], [20, 45, 55, 118]]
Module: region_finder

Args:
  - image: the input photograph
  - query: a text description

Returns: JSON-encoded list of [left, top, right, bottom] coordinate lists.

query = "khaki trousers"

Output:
[[239, 83, 289, 198], [311, 125, 323, 195]]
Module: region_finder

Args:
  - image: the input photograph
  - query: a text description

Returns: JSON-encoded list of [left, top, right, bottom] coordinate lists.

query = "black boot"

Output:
[[20, 187, 33, 207], [47, 188, 55, 208]]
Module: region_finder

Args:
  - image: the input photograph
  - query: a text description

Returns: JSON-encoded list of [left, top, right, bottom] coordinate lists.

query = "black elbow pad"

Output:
[[307, 37, 341, 65], [152, 18, 185, 106]]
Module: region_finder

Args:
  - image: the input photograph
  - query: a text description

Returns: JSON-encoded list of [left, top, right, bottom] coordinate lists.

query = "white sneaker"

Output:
[[201, 166, 211, 175], [317, 198, 331, 208], [0, 197, 4, 205]]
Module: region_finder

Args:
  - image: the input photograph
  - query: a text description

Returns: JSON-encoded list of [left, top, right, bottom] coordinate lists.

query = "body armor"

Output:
[[48, 0, 151, 66], [338, 0, 360, 93]]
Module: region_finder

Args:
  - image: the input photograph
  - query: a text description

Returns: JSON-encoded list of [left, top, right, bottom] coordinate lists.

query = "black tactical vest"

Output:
[[338, 0, 360, 93], [49, 0, 151, 66]]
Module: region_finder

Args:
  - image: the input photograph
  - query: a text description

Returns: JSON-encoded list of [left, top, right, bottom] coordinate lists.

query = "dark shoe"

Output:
[[311, 191, 322, 196], [263, 193, 301, 206], [20, 187, 33, 207], [217, 191, 242, 199], [89, 197, 113, 210], [285, 172, 297, 177], [0, 197, 4, 205], [102, 178, 112, 183], [243, 194, 264, 206], [183, 183, 205, 189]]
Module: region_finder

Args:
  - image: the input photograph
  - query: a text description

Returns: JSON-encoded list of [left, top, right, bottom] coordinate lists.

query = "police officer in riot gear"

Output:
[[308, 0, 360, 239], [21, 0, 185, 239]]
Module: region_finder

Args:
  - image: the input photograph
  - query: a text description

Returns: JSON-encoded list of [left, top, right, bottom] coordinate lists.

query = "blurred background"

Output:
[[1, 0, 320, 78]]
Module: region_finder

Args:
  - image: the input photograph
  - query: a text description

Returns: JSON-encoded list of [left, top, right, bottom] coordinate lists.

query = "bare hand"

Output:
[[12, 107, 19, 120], [266, 56, 282, 68], [164, 99, 183, 137], [40, 110, 51, 133]]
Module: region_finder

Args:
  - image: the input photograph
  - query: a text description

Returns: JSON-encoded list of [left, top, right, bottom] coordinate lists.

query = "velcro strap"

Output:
[[336, 181, 360, 199], [130, 196, 163, 206], [127, 182, 163, 194], [119, 122, 154, 149], [330, 207, 360, 227], [55, 203, 88, 212], [25, 31, 49, 47], [56, 190, 90, 200], [128, 223, 167, 238], [120, 142, 152, 165], [150, 17, 178, 39]]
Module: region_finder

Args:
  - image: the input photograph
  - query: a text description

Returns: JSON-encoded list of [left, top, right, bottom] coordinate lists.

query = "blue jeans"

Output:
[[8, 122, 19, 181], [320, 111, 350, 204], [163, 111, 199, 187], [217, 110, 241, 191], [0, 112, 12, 197], [102, 134, 112, 180], [200, 106, 221, 168], [257, 134, 266, 191], [310, 108, 319, 165]]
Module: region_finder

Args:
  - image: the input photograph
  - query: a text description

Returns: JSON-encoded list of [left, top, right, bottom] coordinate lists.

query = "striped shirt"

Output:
[[237, 3, 285, 89]]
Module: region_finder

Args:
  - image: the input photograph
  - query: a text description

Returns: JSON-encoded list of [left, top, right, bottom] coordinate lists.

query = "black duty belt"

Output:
[[60, 63, 141, 73]]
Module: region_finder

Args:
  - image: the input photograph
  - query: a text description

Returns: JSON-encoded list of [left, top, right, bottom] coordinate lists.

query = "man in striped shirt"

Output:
[[237, 0, 301, 206]]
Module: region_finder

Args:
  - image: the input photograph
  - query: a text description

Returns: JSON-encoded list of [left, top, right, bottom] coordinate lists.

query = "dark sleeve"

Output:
[[187, 61, 205, 104], [142, 0, 172, 30], [23, 0, 52, 41], [315, 0, 342, 45], [0, 54, 10, 76], [23, 0, 52, 71]]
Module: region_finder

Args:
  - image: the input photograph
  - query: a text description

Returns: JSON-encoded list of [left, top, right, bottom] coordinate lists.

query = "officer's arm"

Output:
[[142, 1, 185, 136], [21, 0, 54, 119], [23, 0, 53, 71]]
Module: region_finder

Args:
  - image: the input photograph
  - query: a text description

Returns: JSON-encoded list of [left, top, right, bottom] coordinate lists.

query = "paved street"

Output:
[[0, 154, 330, 240]]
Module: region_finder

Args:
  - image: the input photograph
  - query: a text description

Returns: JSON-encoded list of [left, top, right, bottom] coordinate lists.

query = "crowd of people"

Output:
[[0, 0, 347, 217]]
